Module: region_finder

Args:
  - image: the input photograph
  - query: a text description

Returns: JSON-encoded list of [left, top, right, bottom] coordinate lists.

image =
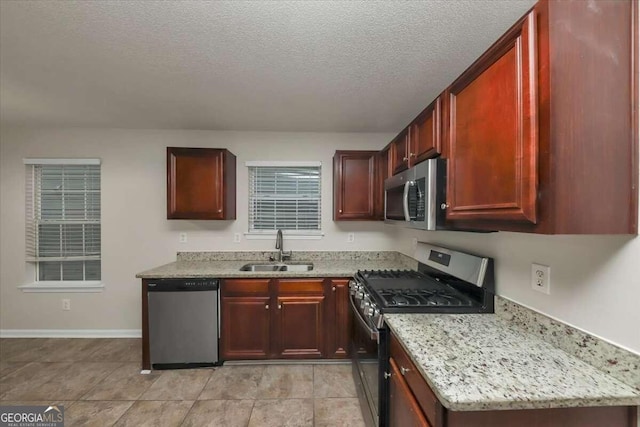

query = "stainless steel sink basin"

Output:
[[239, 263, 314, 272]]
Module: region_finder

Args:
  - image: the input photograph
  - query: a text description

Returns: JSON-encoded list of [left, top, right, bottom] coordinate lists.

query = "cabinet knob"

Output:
[[332, 286, 336, 292], [400, 366, 411, 375], [440, 203, 449, 210], [218, 209, 222, 213], [384, 372, 392, 379], [339, 209, 342, 213], [402, 157, 409, 162], [265, 304, 269, 310], [409, 152, 416, 158], [278, 304, 282, 309]]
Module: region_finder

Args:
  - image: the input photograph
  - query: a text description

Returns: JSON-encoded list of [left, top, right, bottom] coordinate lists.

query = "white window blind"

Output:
[[25, 161, 101, 282], [248, 165, 321, 232]]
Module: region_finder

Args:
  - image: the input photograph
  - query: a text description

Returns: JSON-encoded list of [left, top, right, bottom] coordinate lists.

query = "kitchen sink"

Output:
[[239, 263, 314, 272]]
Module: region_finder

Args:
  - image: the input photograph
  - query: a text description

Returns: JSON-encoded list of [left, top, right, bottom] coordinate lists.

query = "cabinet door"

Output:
[[167, 147, 236, 220], [274, 279, 325, 358], [375, 148, 390, 220], [220, 296, 271, 359], [390, 130, 410, 174], [326, 279, 351, 358], [446, 11, 537, 224], [389, 357, 431, 427], [410, 97, 441, 165], [333, 151, 378, 220]]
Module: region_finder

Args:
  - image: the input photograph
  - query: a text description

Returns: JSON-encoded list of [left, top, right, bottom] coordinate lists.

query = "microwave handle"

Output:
[[403, 180, 412, 222]]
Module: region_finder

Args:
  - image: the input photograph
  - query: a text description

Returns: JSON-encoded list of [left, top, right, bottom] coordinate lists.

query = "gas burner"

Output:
[[360, 270, 423, 280]]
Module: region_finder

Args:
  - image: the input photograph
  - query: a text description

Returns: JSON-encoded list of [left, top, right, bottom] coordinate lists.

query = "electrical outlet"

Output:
[[179, 232, 187, 243], [347, 232, 355, 243], [531, 263, 551, 294], [62, 299, 71, 311], [233, 233, 241, 243]]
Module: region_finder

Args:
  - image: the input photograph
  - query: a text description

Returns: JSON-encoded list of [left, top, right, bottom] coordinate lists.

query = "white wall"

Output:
[[0, 128, 396, 331], [396, 230, 640, 354]]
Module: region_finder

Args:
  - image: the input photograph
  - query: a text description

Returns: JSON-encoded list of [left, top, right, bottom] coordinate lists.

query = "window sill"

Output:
[[19, 281, 104, 293], [244, 232, 324, 240]]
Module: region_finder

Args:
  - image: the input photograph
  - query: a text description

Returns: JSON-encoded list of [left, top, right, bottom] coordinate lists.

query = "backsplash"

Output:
[[496, 296, 640, 391], [177, 250, 418, 268]]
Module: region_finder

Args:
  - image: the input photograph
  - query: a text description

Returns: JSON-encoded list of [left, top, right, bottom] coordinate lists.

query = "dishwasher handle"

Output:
[[147, 278, 219, 292]]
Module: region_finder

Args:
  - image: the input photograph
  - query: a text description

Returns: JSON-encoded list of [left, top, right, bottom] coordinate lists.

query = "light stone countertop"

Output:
[[384, 313, 640, 411], [135, 251, 417, 279]]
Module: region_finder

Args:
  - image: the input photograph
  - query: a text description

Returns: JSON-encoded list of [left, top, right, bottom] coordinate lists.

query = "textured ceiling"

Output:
[[0, 0, 536, 132]]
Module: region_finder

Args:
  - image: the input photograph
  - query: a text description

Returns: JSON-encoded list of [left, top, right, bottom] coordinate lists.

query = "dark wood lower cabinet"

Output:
[[389, 357, 431, 427], [221, 296, 270, 359], [219, 277, 350, 360]]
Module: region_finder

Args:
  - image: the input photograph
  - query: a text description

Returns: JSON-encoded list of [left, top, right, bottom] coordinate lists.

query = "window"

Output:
[[247, 161, 321, 234], [24, 159, 101, 285]]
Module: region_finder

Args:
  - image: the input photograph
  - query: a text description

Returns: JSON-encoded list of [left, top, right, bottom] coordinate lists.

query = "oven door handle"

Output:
[[349, 295, 379, 342]]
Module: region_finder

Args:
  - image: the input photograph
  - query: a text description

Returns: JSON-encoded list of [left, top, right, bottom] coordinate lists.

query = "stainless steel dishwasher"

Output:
[[147, 278, 220, 369]]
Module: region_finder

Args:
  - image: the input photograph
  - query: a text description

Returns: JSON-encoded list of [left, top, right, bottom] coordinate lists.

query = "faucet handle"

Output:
[[281, 251, 292, 261]]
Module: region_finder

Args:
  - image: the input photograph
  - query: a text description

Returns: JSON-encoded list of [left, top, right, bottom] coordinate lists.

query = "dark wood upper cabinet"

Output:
[[442, 0, 638, 234], [375, 148, 391, 220], [333, 150, 379, 220], [167, 147, 236, 220], [390, 129, 410, 174], [446, 10, 538, 224], [410, 96, 442, 165], [389, 98, 443, 175]]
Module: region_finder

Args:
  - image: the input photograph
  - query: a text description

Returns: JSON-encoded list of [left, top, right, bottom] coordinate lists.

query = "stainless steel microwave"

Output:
[[384, 158, 447, 230]]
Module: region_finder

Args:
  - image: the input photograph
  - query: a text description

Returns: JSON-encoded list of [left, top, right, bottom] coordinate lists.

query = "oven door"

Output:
[[350, 294, 388, 427]]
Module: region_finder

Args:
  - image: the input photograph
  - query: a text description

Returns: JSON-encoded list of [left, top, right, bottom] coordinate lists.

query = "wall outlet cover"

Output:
[[347, 232, 355, 243], [233, 233, 241, 243], [179, 232, 187, 243], [531, 263, 551, 295]]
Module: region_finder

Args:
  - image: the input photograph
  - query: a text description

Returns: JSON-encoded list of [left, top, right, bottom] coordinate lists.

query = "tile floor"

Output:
[[0, 338, 366, 426]]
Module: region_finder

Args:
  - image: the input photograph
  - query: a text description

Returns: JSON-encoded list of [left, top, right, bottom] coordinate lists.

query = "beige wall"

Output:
[[1, 127, 639, 356], [0, 128, 396, 332]]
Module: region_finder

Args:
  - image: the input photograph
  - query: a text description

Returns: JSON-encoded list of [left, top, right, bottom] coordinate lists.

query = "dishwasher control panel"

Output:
[[147, 278, 219, 292]]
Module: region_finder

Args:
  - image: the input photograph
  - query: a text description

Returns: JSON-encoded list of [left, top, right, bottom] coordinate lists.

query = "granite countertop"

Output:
[[385, 313, 640, 411], [136, 251, 417, 279]]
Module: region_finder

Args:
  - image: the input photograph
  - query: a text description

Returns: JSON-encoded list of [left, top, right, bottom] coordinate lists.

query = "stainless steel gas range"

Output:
[[349, 243, 495, 427]]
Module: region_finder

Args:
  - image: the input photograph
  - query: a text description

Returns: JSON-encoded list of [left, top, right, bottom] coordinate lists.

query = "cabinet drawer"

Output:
[[223, 279, 270, 295], [390, 333, 443, 427], [276, 279, 324, 294]]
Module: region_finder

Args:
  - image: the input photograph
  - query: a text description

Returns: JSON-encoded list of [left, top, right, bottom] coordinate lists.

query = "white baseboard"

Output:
[[0, 329, 142, 338]]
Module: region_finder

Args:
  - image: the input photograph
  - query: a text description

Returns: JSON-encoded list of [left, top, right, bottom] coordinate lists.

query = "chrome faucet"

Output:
[[275, 229, 291, 262]]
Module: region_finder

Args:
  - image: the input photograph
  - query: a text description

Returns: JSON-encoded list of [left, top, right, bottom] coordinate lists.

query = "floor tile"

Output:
[[114, 400, 193, 427], [140, 369, 212, 400], [313, 364, 357, 398], [199, 365, 263, 400], [0, 338, 56, 362], [85, 339, 141, 363], [256, 365, 313, 399], [24, 362, 121, 400], [0, 400, 74, 407], [81, 363, 161, 400], [248, 398, 313, 427], [182, 400, 254, 427], [65, 400, 134, 427], [0, 362, 73, 400], [314, 397, 366, 427], [38, 339, 106, 362], [0, 361, 28, 379]]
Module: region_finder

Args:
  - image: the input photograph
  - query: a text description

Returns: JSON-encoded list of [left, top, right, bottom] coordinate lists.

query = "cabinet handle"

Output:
[[265, 304, 269, 309], [440, 203, 449, 210], [400, 366, 410, 375], [332, 286, 336, 292], [384, 372, 392, 379]]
